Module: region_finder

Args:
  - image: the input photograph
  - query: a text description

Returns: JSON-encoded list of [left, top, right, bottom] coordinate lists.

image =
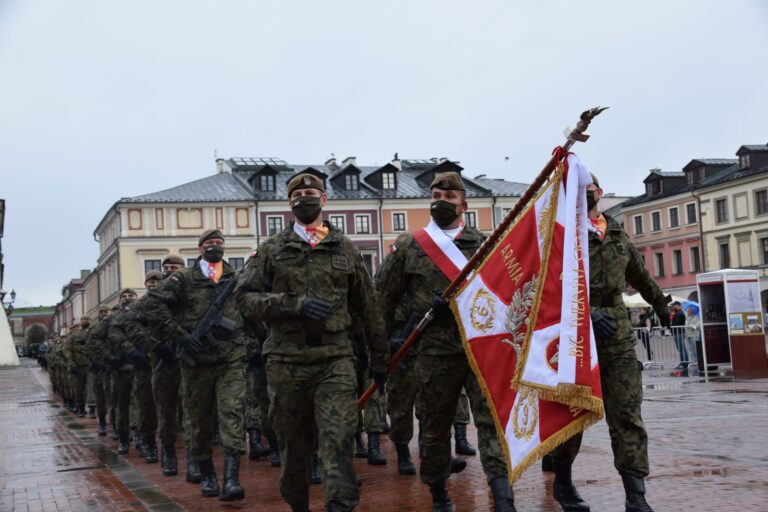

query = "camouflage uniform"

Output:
[[107, 306, 139, 441], [375, 228, 508, 486], [62, 325, 91, 414], [554, 213, 669, 478], [235, 223, 388, 512], [144, 259, 247, 461], [87, 316, 111, 431]]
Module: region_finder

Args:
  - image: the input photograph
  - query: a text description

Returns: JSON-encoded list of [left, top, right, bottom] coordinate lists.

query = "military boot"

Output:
[[489, 477, 517, 512], [355, 432, 367, 458], [454, 424, 476, 456], [97, 417, 108, 437], [88, 405, 97, 419], [367, 433, 387, 465], [248, 429, 270, 460], [161, 444, 178, 476], [429, 480, 454, 512], [450, 457, 466, 474], [143, 433, 158, 463], [395, 443, 416, 475], [219, 455, 245, 501], [553, 464, 590, 511], [110, 428, 119, 440], [117, 432, 130, 455], [310, 454, 322, 484], [186, 451, 202, 483], [289, 495, 310, 512], [621, 473, 654, 512], [131, 428, 144, 457], [268, 436, 281, 467], [541, 453, 555, 472], [78, 405, 87, 418], [199, 459, 220, 497]]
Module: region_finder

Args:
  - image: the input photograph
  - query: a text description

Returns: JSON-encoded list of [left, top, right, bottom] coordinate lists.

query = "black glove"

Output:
[[431, 295, 451, 315], [656, 307, 671, 329], [70, 365, 80, 376], [127, 350, 150, 370], [180, 332, 203, 354], [389, 336, 405, 356], [154, 340, 176, 362], [372, 370, 387, 396], [591, 310, 618, 339], [300, 297, 333, 321]]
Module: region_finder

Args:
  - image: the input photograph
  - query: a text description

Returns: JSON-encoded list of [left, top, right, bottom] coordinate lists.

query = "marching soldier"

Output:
[[375, 172, 516, 512], [63, 318, 92, 417], [144, 230, 247, 501], [88, 306, 112, 436], [235, 172, 388, 512], [550, 175, 670, 512]]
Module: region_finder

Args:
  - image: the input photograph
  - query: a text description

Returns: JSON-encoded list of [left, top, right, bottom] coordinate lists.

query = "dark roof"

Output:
[[737, 145, 768, 154], [123, 173, 254, 203], [646, 169, 684, 179], [696, 163, 768, 188], [682, 158, 737, 171]]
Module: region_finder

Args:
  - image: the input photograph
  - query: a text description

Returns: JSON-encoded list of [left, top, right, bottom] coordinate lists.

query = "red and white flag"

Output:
[[450, 152, 604, 482]]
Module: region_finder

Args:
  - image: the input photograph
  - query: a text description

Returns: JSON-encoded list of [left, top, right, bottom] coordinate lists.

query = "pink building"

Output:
[[621, 160, 735, 299]]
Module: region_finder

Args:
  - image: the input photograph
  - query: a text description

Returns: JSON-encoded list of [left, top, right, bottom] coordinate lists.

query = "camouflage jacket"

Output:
[[144, 258, 247, 365], [375, 226, 485, 356], [107, 307, 137, 371], [589, 214, 668, 341], [86, 315, 112, 367], [235, 222, 388, 372], [124, 295, 160, 356], [62, 327, 90, 367]]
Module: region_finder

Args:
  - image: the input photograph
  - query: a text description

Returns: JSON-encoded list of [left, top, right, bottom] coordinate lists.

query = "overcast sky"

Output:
[[1, 1, 766, 306]]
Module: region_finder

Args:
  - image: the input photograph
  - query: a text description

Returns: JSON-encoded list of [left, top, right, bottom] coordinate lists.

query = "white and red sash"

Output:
[[412, 220, 469, 282]]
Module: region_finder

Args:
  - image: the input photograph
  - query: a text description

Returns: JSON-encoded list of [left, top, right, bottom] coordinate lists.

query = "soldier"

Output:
[[375, 172, 516, 512], [105, 289, 139, 454], [123, 272, 163, 465], [553, 175, 671, 512], [150, 255, 186, 477], [235, 172, 388, 512], [63, 318, 92, 417], [144, 230, 247, 501], [244, 322, 277, 465], [87, 306, 112, 436], [550, 174, 670, 512]]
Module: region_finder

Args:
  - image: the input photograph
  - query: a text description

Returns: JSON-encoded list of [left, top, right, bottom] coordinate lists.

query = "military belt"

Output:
[[590, 294, 624, 307], [276, 330, 349, 347]]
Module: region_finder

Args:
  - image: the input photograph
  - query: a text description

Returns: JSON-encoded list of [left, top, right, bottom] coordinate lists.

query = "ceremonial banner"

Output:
[[451, 152, 604, 482]]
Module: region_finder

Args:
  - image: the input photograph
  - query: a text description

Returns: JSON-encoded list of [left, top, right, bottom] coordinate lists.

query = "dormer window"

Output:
[[345, 174, 359, 191], [382, 172, 396, 190], [740, 154, 751, 170], [259, 174, 275, 192]]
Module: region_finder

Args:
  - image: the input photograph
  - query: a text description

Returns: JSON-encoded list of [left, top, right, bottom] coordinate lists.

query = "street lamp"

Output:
[[3, 289, 15, 315]]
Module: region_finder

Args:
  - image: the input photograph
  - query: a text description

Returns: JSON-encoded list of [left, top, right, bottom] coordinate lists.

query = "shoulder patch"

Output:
[[250, 248, 258, 259], [390, 244, 398, 254], [169, 275, 179, 283]]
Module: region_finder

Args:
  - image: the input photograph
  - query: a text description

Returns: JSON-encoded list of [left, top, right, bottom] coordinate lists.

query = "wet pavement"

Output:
[[2, 358, 767, 511]]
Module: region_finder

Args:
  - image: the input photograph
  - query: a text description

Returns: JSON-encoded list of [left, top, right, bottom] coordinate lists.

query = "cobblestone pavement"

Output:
[[2, 358, 767, 511]]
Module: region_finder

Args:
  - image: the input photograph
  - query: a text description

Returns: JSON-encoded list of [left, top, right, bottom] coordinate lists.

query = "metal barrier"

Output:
[[633, 326, 700, 377]]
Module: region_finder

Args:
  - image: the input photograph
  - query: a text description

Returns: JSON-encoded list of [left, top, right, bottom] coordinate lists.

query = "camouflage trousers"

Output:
[[246, 368, 276, 442], [267, 356, 359, 512], [133, 370, 157, 435], [386, 355, 471, 445], [87, 372, 109, 420], [152, 362, 181, 446], [416, 354, 507, 485], [355, 366, 386, 434], [554, 339, 649, 477], [181, 361, 246, 459], [113, 370, 134, 434], [70, 366, 88, 407]]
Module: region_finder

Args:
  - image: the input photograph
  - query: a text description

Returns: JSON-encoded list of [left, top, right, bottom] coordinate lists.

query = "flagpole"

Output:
[[358, 106, 608, 408]]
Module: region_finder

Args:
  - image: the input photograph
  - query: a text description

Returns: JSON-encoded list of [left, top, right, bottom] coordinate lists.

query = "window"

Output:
[[144, 259, 161, 275], [654, 253, 665, 277], [755, 190, 768, 216], [715, 198, 729, 224], [267, 216, 283, 235], [392, 212, 406, 231], [381, 172, 396, 190], [740, 154, 751, 170], [633, 215, 644, 235], [761, 238, 768, 266], [355, 214, 371, 234], [329, 214, 346, 233], [259, 174, 275, 192], [672, 249, 683, 275], [685, 203, 697, 224], [187, 258, 197, 268], [669, 207, 679, 228], [345, 174, 359, 191], [719, 242, 730, 268], [465, 211, 477, 229], [690, 246, 701, 272], [651, 211, 661, 232], [228, 257, 245, 271]]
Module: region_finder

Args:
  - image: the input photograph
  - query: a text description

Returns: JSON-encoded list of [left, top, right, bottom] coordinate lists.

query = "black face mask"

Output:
[[204, 245, 224, 263], [162, 271, 172, 279], [430, 200, 460, 228], [586, 190, 599, 211], [292, 196, 322, 225], [120, 299, 134, 310]]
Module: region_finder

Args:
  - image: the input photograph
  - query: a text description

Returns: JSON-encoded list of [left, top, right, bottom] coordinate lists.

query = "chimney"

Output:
[[391, 152, 401, 171], [80, 269, 90, 280], [341, 156, 357, 168], [216, 159, 229, 174], [325, 156, 337, 167]]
